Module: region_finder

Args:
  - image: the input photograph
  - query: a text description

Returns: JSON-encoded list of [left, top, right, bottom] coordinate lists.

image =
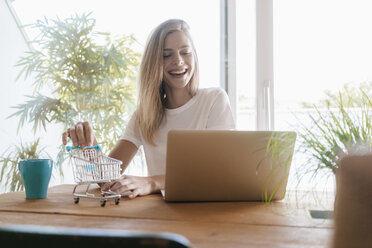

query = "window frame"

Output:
[[222, 0, 274, 130], [8, 0, 274, 131]]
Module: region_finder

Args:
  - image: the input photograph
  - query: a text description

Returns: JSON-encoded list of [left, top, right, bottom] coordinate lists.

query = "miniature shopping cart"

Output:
[[66, 145, 122, 207]]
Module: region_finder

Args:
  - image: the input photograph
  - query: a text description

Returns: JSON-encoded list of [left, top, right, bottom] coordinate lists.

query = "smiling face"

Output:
[[162, 31, 195, 93]]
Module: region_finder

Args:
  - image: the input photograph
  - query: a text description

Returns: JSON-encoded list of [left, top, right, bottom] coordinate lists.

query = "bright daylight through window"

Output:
[[1, 0, 372, 193], [273, 0, 372, 190], [4, 0, 220, 188]]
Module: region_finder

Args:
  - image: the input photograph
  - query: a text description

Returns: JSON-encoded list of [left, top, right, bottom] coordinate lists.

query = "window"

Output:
[[234, 0, 372, 191], [4, 0, 370, 192], [236, 0, 256, 130], [6, 0, 220, 183], [12, 0, 221, 89], [273, 0, 372, 190], [274, 0, 372, 129]]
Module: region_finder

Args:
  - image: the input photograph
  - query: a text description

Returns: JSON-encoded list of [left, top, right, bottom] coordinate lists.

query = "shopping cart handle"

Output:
[[66, 145, 101, 152]]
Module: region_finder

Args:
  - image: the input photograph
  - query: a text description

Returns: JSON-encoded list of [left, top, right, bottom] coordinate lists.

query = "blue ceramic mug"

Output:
[[18, 159, 53, 199]]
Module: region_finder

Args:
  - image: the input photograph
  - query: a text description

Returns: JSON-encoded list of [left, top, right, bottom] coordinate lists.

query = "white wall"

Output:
[[0, 0, 31, 149], [0, 1, 69, 192]]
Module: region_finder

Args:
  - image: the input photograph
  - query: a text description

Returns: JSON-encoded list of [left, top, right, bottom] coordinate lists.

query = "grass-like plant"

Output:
[[0, 139, 51, 192], [257, 132, 297, 204], [1, 13, 140, 192], [301, 81, 372, 108], [9, 13, 140, 154], [297, 87, 372, 187]]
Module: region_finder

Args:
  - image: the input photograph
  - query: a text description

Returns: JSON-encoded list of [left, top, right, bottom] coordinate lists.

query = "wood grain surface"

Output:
[[0, 184, 333, 248]]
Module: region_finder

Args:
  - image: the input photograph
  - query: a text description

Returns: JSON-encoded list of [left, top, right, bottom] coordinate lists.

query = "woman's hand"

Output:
[[101, 175, 165, 199], [62, 121, 97, 148]]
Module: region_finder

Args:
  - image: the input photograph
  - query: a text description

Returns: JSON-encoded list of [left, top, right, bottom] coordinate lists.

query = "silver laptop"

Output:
[[163, 130, 296, 202]]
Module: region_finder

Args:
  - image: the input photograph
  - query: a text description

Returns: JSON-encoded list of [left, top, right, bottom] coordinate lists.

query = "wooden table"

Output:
[[0, 184, 333, 247]]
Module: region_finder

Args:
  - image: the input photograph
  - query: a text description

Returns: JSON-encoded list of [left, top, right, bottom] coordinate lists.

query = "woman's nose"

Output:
[[173, 54, 184, 65]]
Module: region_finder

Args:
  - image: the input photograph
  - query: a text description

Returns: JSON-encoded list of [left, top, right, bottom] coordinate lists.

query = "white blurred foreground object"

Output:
[[333, 153, 372, 248], [66, 146, 122, 207]]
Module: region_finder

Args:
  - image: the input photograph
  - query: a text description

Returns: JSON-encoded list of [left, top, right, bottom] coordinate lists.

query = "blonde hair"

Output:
[[136, 19, 199, 145]]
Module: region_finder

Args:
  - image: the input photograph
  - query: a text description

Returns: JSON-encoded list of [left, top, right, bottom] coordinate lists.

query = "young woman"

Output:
[[62, 19, 235, 198]]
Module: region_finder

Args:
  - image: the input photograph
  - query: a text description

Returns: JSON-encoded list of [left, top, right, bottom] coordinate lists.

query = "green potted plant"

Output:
[[258, 132, 297, 204], [0, 139, 50, 192], [1, 13, 140, 192], [297, 82, 372, 212]]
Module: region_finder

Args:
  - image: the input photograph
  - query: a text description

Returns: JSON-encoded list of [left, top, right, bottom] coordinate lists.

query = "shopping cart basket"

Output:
[[66, 145, 122, 207]]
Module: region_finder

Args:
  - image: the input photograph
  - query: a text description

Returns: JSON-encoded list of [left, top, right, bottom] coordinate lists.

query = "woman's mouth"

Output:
[[169, 69, 188, 77]]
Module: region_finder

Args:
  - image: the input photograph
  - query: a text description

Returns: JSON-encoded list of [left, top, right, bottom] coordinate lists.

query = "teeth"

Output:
[[170, 69, 187, 75]]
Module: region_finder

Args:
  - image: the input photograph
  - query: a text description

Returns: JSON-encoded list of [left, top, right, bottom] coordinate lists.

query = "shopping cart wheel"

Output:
[[100, 200, 106, 207], [74, 197, 79, 204], [115, 198, 120, 205]]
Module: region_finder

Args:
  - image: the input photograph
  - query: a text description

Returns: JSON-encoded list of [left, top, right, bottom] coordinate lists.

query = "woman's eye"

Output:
[[163, 54, 171, 58]]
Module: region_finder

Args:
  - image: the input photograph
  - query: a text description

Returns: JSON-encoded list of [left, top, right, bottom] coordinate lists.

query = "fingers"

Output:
[[75, 123, 86, 148], [101, 182, 111, 191], [111, 183, 134, 193], [62, 121, 95, 148], [62, 130, 69, 145], [82, 122, 94, 146], [69, 126, 79, 147], [101, 176, 145, 199], [129, 189, 140, 199], [101, 181, 122, 192], [104, 179, 134, 192]]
